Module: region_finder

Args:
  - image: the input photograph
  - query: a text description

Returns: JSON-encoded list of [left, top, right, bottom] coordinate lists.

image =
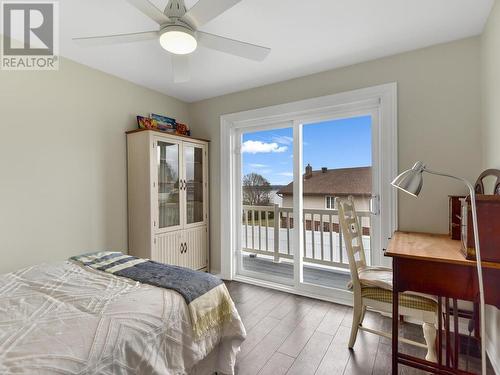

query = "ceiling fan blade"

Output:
[[126, 0, 170, 25], [73, 31, 158, 46], [172, 54, 190, 83], [197, 31, 270, 61], [183, 0, 242, 28]]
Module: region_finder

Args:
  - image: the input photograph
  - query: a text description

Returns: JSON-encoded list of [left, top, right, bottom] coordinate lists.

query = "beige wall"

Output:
[[482, 0, 500, 170], [0, 57, 189, 274], [189, 37, 482, 274], [480, 0, 500, 371]]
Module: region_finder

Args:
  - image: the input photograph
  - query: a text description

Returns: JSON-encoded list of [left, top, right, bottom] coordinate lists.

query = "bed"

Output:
[[0, 258, 246, 374]]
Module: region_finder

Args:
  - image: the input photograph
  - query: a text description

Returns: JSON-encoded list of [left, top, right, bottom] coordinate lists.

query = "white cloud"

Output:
[[272, 135, 293, 145], [242, 140, 288, 154], [278, 172, 293, 177], [249, 163, 269, 168]]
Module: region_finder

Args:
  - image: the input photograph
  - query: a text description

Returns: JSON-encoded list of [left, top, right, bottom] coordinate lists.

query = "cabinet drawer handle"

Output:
[[180, 242, 188, 254]]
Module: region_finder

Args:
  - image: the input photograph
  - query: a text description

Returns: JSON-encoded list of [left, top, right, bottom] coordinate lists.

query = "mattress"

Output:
[[0, 261, 246, 374]]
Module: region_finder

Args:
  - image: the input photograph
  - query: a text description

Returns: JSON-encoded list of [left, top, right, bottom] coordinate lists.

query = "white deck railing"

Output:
[[242, 204, 371, 269]]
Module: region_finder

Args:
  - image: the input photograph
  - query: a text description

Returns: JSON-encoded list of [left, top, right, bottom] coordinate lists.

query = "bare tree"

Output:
[[242, 173, 272, 206]]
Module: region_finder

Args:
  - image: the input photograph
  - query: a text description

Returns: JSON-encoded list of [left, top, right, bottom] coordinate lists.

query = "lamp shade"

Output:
[[391, 161, 425, 197], [159, 25, 197, 55]]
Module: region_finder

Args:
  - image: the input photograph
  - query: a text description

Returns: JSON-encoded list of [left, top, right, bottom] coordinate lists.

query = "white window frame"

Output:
[[325, 196, 336, 210], [219, 83, 398, 299]]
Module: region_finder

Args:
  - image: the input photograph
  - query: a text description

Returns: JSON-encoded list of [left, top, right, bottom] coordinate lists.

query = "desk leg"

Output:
[[392, 260, 399, 375], [445, 297, 450, 367], [453, 299, 459, 370], [438, 296, 442, 366]]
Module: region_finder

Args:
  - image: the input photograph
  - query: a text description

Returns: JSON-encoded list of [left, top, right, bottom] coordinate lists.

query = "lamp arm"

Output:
[[424, 168, 486, 375]]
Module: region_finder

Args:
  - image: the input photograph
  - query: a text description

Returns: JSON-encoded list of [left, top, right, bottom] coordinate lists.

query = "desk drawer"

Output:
[[394, 258, 500, 308]]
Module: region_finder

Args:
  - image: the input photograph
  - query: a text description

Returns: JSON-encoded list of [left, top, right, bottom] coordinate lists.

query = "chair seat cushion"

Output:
[[348, 266, 437, 312], [358, 266, 393, 290], [362, 287, 438, 312]]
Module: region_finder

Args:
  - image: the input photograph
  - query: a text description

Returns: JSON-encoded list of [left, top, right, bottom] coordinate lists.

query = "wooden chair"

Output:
[[336, 196, 438, 362]]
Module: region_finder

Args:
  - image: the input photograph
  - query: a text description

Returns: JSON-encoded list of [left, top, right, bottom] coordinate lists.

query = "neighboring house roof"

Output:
[[277, 166, 372, 196]]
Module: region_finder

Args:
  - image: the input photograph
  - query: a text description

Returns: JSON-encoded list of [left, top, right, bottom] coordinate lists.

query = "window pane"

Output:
[[158, 141, 180, 228], [185, 146, 204, 224], [302, 115, 373, 288], [240, 127, 294, 285]]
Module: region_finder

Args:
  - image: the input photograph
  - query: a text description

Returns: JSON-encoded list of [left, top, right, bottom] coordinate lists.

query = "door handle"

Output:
[[369, 194, 380, 215]]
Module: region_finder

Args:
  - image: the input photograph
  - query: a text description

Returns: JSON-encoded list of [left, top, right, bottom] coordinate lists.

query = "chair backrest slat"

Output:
[[336, 196, 367, 293]]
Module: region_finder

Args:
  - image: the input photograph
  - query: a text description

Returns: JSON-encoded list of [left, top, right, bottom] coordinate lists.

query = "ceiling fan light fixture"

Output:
[[159, 25, 197, 55]]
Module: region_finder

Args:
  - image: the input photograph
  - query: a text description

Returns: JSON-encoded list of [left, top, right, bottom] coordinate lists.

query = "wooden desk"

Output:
[[385, 231, 500, 375]]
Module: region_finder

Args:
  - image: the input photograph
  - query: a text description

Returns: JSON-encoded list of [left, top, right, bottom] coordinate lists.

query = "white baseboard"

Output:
[[232, 274, 354, 307], [486, 333, 500, 375]]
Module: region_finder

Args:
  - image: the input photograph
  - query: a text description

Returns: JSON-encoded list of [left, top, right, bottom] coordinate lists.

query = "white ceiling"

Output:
[[61, 0, 493, 102]]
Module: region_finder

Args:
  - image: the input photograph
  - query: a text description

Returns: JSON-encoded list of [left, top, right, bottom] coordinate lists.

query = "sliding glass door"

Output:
[[233, 110, 383, 298], [298, 115, 378, 291]]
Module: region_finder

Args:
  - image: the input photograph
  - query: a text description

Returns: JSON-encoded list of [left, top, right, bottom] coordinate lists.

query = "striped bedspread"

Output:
[[71, 252, 233, 337]]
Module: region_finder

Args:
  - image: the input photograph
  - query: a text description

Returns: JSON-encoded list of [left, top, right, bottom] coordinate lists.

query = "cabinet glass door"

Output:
[[157, 141, 181, 229], [184, 144, 205, 225]]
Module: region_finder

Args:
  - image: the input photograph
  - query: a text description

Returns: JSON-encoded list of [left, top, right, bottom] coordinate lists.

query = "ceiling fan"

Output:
[[73, 0, 271, 83]]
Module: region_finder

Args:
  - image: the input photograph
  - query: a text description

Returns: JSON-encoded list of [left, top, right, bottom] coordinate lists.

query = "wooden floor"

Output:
[[226, 281, 492, 375]]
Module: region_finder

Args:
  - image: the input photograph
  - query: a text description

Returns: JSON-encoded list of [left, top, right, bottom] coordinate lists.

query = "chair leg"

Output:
[[359, 306, 367, 326], [349, 303, 363, 349], [423, 322, 437, 362]]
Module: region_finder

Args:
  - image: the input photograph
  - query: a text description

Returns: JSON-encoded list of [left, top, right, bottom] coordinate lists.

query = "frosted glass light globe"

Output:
[[159, 26, 197, 55]]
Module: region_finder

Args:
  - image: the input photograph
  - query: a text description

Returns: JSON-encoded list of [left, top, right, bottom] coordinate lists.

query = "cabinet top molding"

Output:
[[126, 128, 211, 143]]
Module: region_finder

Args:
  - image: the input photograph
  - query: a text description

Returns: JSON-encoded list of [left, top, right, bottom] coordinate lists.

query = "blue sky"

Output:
[[242, 115, 372, 185]]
